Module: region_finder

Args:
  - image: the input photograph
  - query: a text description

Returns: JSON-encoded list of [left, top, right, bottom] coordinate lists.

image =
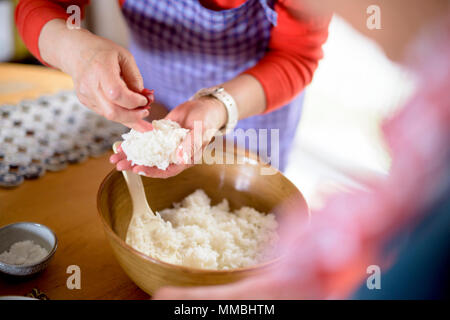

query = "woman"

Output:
[[15, 0, 331, 176]]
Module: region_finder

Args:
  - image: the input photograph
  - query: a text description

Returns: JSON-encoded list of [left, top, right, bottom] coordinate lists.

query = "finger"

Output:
[[118, 52, 145, 93], [132, 165, 173, 178], [99, 58, 148, 109], [109, 151, 126, 164], [129, 119, 153, 132], [132, 163, 190, 178], [132, 165, 165, 178], [95, 90, 150, 125], [108, 144, 134, 170], [164, 112, 178, 122], [141, 88, 155, 107], [164, 109, 185, 124], [116, 159, 133, 171], [105, 105, 149, 125]]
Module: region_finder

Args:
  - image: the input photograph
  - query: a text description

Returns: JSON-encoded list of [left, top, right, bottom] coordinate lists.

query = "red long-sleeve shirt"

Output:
[[15, 0, 331, 113]]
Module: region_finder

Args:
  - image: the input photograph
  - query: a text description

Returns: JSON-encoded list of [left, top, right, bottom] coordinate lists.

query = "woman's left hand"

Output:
[[110, 97, 227, 178]]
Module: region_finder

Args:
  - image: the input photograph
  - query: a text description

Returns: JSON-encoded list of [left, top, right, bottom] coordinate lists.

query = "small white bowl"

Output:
[[0, 222, 57, 276]]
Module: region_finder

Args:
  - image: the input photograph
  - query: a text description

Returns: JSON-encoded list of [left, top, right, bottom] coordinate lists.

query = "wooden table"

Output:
[[0, 64, 149, 299]]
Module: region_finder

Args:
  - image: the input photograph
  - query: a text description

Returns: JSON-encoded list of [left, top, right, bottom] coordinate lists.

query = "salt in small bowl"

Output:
[[0, 222, 57, 276]]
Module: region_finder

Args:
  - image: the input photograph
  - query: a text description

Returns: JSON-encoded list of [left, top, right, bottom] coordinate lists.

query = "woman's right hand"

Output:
[[39, 19, 153, 132]]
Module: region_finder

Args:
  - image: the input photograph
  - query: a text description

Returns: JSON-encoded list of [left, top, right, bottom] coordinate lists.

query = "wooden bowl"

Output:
[[97, 150, 308, 295]]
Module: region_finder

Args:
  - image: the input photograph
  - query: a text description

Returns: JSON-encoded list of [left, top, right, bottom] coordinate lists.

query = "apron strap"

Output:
[[258, 0, 278, 26]]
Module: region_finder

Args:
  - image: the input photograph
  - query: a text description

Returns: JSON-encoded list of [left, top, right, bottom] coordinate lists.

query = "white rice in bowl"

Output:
[[126, 189, 279, 270]]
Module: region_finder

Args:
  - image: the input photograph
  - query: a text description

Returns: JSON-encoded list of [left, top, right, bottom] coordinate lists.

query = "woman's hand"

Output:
[[110, 97, 227, 178], [109, 73, 268, 177], [39, 19, 153, 132]]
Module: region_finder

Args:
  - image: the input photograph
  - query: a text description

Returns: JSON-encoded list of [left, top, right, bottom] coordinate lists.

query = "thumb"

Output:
[[129, 119, 153, 132]]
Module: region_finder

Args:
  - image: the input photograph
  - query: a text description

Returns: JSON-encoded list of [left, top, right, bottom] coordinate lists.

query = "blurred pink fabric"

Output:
[[272, 13, 450, 298], [154, 13, 449, 300]]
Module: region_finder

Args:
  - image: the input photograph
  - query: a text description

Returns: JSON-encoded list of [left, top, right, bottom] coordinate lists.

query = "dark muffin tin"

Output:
[[0, 91, 128, 188]]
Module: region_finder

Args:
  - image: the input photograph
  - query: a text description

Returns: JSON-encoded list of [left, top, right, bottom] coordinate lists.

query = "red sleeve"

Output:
[[244, 0, 331, 113], [15, 0, 90, 63]]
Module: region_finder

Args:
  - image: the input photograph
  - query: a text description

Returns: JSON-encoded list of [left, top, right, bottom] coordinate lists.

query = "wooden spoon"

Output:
[[112, 141, 156, 217]]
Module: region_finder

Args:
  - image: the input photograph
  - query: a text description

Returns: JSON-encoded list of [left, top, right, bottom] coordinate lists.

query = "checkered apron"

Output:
[[122, 0, 304, 171]]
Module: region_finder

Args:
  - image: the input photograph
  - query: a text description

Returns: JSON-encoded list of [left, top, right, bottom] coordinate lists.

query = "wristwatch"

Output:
[[191, 86, 238, 135]]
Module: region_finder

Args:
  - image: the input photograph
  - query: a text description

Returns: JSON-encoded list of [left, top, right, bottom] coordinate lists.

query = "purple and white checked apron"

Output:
[[121, 0, 304, 171]]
